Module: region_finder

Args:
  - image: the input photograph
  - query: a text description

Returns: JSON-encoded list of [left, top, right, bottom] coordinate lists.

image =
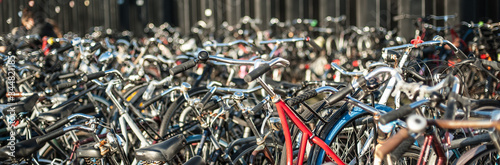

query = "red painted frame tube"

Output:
[[275, 100, 345, 165], [276, 100, 294, 165], [298, 133, 308, 165], [430, 134, 447, 165], [417, 134, 447, 165]]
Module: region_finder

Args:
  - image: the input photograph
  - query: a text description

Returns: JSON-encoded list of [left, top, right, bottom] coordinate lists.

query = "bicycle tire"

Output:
[[158, 87, 214, 138], [309, 104, 392, 164], [231, 141, 282, 165], [454, 144, 499, 165]]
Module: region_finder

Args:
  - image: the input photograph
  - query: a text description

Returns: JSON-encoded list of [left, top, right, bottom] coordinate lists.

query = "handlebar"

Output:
[[203, 40, 254, 48], [331, 62, 364, 76], [45, 113, 95, 132], [259, 37, 307, 45], [378, 99, 430, 124], [381, 36, 467, 60], [243, 58, 290, 82], [54, 69, 121, 91]]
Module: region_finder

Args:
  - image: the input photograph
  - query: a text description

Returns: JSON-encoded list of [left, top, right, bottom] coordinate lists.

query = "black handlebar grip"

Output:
[[251, 100, 266, 114], [45, 117, 69, 132], [203, 99, 220, 111], [197, 50, 210, 63], [85, 71, 106, 81], [481, 59, 500, 71], [285, 89, 318, 106], [140, 94, 164, 109], [306, 37, 322, 51], [169, 59, 198, 75], [326, 85, 353, 106], [55, 81, 79, 91], [379, 104, 415, 125], [244, 63, 271, 83], [56, 44, 73, 54], [36, 128, 66, 145], [90, 42, 102, 52]]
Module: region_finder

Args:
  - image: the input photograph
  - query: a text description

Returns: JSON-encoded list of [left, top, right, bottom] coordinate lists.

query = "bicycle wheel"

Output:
[[158, 87, 213, 138], [455, 144, 499, 165], [231, 141, 282, 165], [310, 104, 395, 164]]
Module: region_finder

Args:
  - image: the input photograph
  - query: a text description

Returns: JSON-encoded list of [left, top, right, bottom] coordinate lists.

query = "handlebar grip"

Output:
[[36, 128, 66, 145], [140, 94, 164, 109], [375, 128, 410, 160], [203, 99, 220, 111], [286, 89, 318, 106], [481, 59, 500, 70], [56, 44, 73, 54], [55, 81, 79, 91], [90, 42, 102, 52], [306, 37, 322, 51], [85, 71, 106, 81], [326, 85, 353, 106], [244, 63, 271, 82], [379, 104, 415, 125], [169, 59, 198, 75], [251, 100, 266, 114], [45, 117, 69, 132]]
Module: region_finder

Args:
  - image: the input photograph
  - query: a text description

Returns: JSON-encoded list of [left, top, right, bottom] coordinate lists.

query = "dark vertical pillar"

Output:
[[318, 0, 334, 23], [356, 0, 377, 27]]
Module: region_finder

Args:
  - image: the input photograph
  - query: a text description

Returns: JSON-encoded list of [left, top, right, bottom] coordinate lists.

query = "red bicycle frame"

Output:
[[417, 134, 447, 165], [275, 100, 345, 165]]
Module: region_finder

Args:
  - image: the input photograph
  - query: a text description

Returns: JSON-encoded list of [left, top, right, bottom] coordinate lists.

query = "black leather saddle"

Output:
[[183, 156, 205, 165], [1, 94, 39, 117], [36, 102, 79, 123], [77, 143, 102, 158], [135, 134, 186, 161]]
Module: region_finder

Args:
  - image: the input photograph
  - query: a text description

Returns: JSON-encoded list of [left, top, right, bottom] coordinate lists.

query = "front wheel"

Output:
[[309, 104, 418, 165]]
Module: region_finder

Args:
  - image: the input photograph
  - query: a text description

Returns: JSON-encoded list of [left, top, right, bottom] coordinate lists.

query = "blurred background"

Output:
[[1, 0, 499, 39]]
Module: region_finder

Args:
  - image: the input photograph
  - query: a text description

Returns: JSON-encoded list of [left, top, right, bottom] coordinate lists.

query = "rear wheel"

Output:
[[456, 144, 499, 165]]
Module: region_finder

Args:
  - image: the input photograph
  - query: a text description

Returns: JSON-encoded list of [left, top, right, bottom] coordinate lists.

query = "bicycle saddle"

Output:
[[135, 134, 186, 161], [183, 156, 205, 165], [36, 102, 79, 122], [1, 94, 39, 116], [0, 138, 42, 159], [76, 143, 102, 158]]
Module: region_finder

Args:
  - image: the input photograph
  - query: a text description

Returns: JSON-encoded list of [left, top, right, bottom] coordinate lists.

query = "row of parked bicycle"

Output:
[[1, 15, 500, 165]]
